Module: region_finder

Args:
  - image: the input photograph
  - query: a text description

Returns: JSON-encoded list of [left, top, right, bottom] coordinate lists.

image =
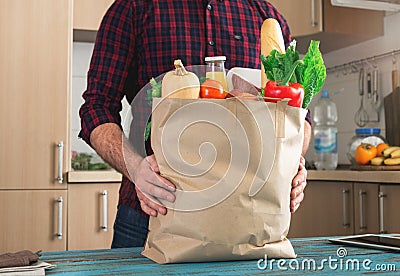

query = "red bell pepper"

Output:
[[264, 81, 304, 107], [264, 60, 304, 108]]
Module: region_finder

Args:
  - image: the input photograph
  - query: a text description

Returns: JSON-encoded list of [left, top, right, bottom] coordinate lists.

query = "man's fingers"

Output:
[[300, 156, 305, 166], [145, 154, 160, 173], [135, 156, 176, 203], [292, 164, 307, 188], [136, 188, 167, 216], [290, 190, 305, 213], [291, 180, 307, 199], [140, 175, 175, 203], [143, 157, 176, 193]]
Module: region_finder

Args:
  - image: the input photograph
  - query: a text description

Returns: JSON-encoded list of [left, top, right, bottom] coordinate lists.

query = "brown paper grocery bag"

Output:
[[142, 97, 307, 263]]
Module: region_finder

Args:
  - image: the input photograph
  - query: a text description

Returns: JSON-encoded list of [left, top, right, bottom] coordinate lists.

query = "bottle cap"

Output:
[[205, 56, 226, 62], [355, 128, 381, 135]]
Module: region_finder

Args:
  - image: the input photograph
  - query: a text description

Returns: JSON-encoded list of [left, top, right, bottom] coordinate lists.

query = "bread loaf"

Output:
[[260, 18, 285, 88]]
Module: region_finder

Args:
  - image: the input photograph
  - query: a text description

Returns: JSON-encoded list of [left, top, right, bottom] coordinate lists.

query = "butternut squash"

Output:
[[161, 60, 200, 98]]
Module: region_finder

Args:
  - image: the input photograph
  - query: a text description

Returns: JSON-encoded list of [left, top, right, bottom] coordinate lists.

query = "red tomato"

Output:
[[200, 80, 227, 99]]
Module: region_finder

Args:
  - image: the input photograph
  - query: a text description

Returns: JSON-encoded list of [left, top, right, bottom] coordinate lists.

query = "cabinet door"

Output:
[[289, 181, 354, 237], [73, 0, 114, 31], [0, 190, 68, 252], [354, 183, 379, 234], [268, 0, 323, 36], [68, 183, 120, 250], [379, 185, 400, 234], [0, 0, 71, 189], [268, 0, 383, 53]]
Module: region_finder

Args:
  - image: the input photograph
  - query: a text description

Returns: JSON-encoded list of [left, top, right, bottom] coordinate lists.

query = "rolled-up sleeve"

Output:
[[79, 0, 135, 146]]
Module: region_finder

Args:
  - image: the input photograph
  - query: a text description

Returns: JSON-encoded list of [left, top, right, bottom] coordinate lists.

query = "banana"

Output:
[[390, 149, 400, 158], [370, 156, 386, 166], [384, 157, 400, 166], [382, 146, 400, 157]]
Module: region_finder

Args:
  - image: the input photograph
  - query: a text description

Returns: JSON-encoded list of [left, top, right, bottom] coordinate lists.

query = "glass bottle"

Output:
[[205, 56, 228, 91]]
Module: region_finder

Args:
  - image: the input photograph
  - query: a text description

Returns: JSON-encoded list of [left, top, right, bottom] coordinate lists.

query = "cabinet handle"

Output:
[[342, 189, 350, 228], [57, 141, 64, 183], [101, 190, 108, 231], [379, 192, 387, 234], [359, 190, 367, 231], [56, 196, 63, 239], [311, 0, 318, 27]]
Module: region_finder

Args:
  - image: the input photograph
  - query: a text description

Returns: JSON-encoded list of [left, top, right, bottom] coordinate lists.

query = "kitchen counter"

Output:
[[40, 237, 399, 275], [308, 169, 400, 184], [67, 170, 122, 183], [67, 169, 400, 184]]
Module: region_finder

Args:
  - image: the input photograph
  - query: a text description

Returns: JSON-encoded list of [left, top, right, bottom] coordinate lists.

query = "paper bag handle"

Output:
[[275, 100, 288, 138]]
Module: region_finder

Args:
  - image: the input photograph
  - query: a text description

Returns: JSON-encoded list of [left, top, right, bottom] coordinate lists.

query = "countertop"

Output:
[[67, 170, 122, 183], [67, 168, 400, 184], [40, 236, 399, 275], [308, 169, 400, 184]]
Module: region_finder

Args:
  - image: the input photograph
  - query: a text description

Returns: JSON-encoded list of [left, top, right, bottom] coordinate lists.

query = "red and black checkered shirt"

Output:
[[79, 0, 293, 217]]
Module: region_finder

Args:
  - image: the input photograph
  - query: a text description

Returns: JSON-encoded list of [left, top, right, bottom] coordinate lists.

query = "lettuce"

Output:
[[261, 40, 326, 108]]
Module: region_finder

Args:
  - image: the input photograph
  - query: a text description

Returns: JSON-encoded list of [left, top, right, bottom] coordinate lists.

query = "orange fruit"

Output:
[[376, 143, 389, 157], [355, 143, 377, 165]]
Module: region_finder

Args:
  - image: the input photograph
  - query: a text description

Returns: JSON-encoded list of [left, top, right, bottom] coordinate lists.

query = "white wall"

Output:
[[71, 42, 129, 155], [71, 42, 95, 154], [305, 12, 400, 165]]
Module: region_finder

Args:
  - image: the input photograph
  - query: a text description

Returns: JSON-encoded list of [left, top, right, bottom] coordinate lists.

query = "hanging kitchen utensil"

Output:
[[392, 54, 398, 91], [371, 68, 381, 111], [367, 72, 372, 99], [354, 68, 369, 127]]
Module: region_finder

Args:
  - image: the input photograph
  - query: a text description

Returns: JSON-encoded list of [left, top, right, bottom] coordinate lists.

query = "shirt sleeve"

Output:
[[305, 109, 312, 126], [78, 0, 135, 147]]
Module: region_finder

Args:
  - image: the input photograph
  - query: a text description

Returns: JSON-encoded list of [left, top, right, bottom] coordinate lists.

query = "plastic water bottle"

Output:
[[313, 90, 338, 170]]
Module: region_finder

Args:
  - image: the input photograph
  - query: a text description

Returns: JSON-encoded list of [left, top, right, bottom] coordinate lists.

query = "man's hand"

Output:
[[290, 156, 307, 213], [89, 124, 175, 217], [133, 155, 176, 217]]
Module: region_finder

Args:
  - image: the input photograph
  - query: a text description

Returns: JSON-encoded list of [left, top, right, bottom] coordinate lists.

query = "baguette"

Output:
[[260, 18, 285, 88]]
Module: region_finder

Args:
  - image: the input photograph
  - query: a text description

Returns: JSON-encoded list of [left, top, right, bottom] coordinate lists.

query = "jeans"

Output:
[[111, 204, 149, 248]]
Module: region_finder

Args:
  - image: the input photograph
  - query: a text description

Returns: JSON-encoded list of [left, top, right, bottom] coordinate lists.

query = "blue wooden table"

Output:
[[41, 237, 399, 275]]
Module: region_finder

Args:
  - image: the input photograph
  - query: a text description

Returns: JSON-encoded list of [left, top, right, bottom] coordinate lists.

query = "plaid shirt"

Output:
[[79, 0, 293, 217]]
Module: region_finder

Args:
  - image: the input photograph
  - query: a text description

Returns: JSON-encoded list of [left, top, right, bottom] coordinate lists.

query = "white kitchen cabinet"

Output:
[[0, 0, 71, 252], [0, 0, 72, 189], [0, 190, 68, 252], [67, 183, 120, 250], [268, 0, 384, 53], [73, 0, 114, 31]]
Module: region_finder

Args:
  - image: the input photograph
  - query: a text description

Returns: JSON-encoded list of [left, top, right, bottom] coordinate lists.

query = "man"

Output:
[[79, 0, 311, 248]]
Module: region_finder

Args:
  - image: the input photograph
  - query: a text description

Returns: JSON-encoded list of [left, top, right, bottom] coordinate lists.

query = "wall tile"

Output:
[[307, 12, 400, 165]]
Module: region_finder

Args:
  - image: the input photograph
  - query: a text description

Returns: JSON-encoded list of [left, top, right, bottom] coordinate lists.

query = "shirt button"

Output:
[[207, 4, 212, 10], [208, 40, 215, 46]]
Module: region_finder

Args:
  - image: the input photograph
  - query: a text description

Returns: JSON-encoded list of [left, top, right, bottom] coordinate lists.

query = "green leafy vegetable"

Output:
[[199, 76, 209, 84], [298, 41, 326, 108], [144, 121, 151, 142], [144, 77, 162, 141], [146, 77, 162, 106], [261, 41, 300, 84], [261, 40, 326, 108]]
